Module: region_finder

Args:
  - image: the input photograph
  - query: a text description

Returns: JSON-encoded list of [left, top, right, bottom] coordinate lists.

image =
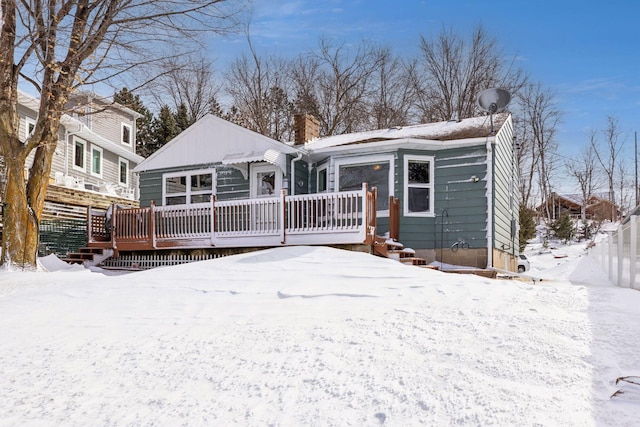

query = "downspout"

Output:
[[289, 152, 303, 196], [485, 136, 494, 269]]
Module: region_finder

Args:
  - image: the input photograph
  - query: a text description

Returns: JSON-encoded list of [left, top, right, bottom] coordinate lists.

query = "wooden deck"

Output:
[[86, 184, 385, 254]]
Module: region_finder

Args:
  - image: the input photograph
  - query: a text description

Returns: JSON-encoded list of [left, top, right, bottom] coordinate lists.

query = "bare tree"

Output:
[[366, 47, 416, 128], [566, 141, 599, 220], [291, 37, 382, 136], [513, 113, 538, 209], [591, 116, 625, 220], [412, 24, 527, 122], [224, 36, 294, 142], [0, 0, 243, 268], [517, 83, 561, 221], [152, 56, 222, 123]]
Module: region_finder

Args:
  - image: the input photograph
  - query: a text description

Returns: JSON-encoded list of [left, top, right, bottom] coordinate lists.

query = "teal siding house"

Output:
[[133, 112, 520, 271]]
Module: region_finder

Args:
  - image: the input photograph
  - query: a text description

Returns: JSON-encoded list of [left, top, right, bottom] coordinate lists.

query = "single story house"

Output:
[[131, 112, 520, 271], [542, 192, 622, 222]]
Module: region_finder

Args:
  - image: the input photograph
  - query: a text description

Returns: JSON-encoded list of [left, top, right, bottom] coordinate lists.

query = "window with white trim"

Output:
[[335, 154, 393, 214], [121, 122, 132, 145], [25, 117, 35, 141], [317, 164, 328, 192], [118, 157, 129, 185], [91, 145, 103, 178], [163, 169, 216, 205], [404, 155, 435, 216], [73, 137, 86, 172]]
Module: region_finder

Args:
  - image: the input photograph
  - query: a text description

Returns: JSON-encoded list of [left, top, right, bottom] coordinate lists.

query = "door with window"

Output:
[[250, 163, 282, 232]]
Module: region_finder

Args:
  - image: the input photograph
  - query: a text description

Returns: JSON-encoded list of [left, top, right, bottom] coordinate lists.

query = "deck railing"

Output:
[[88, 183, 376, 250]]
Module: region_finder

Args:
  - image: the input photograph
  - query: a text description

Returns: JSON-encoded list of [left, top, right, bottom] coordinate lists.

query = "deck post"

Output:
[[149, 200, 156, 249], [111, 203, 118, 255], [86, 206, 93, 243], [280, 189, 287, 244], [389, 195, 400, 241], [210, 194, 216, 246], [364, 183, 377, 244]]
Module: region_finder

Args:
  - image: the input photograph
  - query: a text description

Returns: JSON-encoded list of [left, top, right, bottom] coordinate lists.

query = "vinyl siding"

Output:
[[397, 147, 488, 251], [138, 164, 249, 207], [492, 116, 519, 254], [90, 106, 136, 151], [291, 159, 309, 195]]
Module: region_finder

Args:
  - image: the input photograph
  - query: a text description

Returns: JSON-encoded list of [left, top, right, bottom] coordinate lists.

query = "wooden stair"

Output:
[[373, 237, 435, 268], [62, 247, 114, 267]]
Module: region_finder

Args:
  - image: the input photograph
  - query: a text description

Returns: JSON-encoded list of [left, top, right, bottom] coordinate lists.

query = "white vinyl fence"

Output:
[[590, 215, 639, 289]]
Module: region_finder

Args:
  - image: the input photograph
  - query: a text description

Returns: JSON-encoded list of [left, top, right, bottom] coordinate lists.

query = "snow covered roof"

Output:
[[303, 113, 507, 151], [134, 114, 298, 173]]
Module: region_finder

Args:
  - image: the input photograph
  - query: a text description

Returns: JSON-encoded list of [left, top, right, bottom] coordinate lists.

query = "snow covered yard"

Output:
[[0, 245, 639, 426]]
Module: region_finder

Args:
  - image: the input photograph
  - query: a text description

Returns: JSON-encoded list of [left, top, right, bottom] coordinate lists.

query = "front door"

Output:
[[249, 163, 282, 232], [250, 163, 282, 198]]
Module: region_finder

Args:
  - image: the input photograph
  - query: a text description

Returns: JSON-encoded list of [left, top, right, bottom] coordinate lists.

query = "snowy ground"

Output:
[[0, 241, 639, 426]]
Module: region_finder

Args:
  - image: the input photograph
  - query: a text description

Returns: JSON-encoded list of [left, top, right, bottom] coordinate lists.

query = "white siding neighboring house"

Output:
[[16, 90, 144, 208]]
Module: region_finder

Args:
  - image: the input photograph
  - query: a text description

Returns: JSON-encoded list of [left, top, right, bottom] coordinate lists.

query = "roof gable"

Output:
[[134, 114, 297, 173]]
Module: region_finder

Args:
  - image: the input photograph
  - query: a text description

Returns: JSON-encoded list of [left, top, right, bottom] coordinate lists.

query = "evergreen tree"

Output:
[[150, 105, 180, 154], [550, 214, 575, 243], [113, 88, 154, 157], [209, 96, 225, 117], [174, 102, 193, 132], [518, 206, 537, 252]]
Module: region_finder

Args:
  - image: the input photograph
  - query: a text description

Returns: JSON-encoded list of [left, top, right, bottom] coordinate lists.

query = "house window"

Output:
[[121, 123, 132, 145], [25, 117, 36, 140], [73, 138, 86, 171], [317, 164, 328, 192], [335, 155, 393, 213], [91, 145, 103, 177], [163, 169, 215, 205], [404, 155, 435, 216], [119, 157, 129, 185]]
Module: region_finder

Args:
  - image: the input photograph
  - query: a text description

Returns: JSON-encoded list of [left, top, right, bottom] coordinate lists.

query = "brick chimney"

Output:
[[294, 113, 320, 145]]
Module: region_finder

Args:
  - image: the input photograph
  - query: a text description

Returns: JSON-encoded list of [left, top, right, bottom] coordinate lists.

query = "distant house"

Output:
[[131, 112, 520, 271], [542, 192, 621, 221], [11, 90, 145, 255]]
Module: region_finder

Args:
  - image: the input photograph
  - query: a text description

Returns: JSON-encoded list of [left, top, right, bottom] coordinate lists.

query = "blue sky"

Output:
[[210, 0, 639, 165]]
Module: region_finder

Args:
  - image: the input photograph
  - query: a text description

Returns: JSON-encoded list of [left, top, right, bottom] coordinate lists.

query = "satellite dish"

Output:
[[477, 88, 511, 134], [478, 88, 511, 113]]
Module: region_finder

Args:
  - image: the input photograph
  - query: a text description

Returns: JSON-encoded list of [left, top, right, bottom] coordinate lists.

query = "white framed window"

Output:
[[162, 169, 216, 205], [121, 122, 132, 146], [91, 145, 103, 178], [403, 155, 435, 217], [72, 137, 86, 172], [317, 163, 328, 193], [118, 157, 129, 185], [250, 163, 282, 198], [335, 154, 394, 215], [25, 117, 36, 141]]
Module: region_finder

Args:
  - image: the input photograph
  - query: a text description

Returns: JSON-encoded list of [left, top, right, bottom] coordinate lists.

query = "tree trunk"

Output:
[[1, 144, 39, 269]]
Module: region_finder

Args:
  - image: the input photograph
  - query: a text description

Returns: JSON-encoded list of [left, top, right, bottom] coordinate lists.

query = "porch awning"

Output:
[[222, 149, 288, 178]]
